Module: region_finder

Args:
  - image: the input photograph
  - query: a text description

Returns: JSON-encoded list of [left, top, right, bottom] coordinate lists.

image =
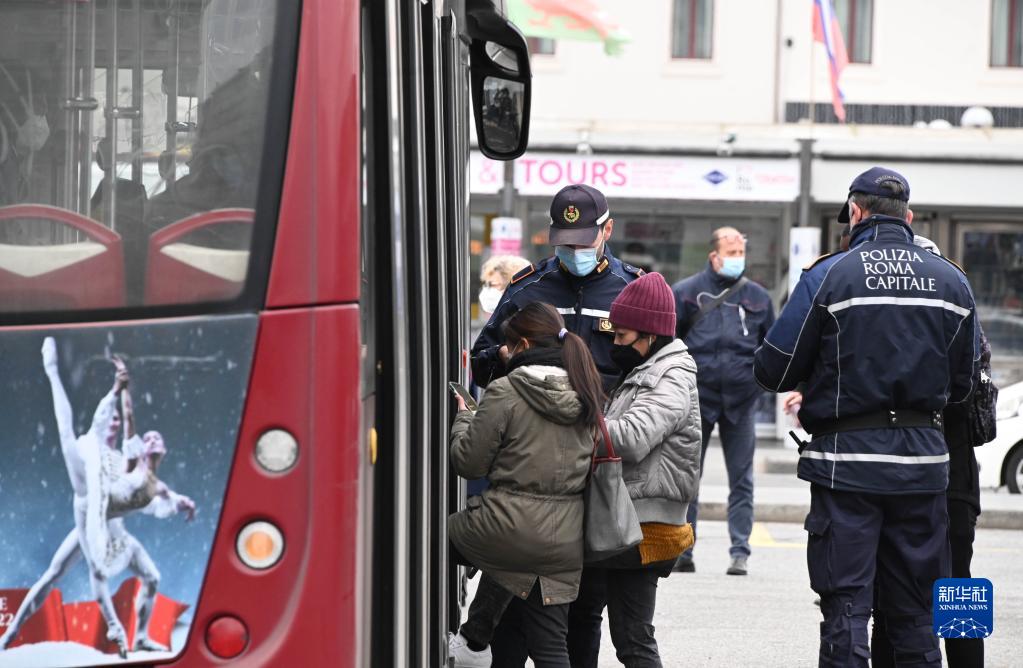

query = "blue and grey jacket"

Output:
[[471, 249, 642, 391], [672, 266, 775, 423], [753, 216, 980, 494]]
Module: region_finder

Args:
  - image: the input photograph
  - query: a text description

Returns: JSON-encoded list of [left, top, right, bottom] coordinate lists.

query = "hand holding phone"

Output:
[[448, 381, 479, 413]]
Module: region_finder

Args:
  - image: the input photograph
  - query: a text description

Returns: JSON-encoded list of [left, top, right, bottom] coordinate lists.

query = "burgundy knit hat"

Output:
[[609, 272, 676, 337]]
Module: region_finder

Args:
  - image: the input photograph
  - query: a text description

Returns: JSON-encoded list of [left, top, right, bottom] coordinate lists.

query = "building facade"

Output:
[[471, 0, 1023, 428]]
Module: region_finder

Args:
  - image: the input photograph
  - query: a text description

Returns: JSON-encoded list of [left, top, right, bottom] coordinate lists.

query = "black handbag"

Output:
[[967, 329, 998, 447]]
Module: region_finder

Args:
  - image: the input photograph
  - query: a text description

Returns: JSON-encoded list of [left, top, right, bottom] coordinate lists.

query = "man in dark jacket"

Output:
[[671, 227, 775, 575], [754, 167, 979, 668], [471, 184, 643, 392]]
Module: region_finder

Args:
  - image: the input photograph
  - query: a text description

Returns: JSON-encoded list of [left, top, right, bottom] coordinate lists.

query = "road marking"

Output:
[[749, 522, 806, 549]]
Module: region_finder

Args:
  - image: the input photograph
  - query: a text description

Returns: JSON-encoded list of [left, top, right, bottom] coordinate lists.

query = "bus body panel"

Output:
[[266, 0, 362, 309], [171, 305, 361, 666]]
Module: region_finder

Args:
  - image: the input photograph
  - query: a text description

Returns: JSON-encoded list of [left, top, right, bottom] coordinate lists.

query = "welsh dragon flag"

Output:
[[507, 0, 630, 55]]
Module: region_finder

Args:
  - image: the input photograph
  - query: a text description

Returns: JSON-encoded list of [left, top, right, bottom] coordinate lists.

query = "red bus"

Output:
[[0, 1, 530, 666]]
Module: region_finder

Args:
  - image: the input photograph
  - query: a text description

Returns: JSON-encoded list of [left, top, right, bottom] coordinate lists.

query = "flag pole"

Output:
[[808, 11, 816, 128]]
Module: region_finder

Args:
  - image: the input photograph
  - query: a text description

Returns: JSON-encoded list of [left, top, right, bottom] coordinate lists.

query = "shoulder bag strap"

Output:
[[677, 276, 749, 339], [590, 414, 619, 472]]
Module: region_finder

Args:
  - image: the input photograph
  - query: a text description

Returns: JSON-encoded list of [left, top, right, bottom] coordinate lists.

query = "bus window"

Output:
[[0, 0, 283, 314]]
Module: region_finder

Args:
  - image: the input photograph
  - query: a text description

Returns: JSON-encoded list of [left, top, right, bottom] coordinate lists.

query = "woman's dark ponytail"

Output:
[[559, 331, 605, 429], [503, 302, 605, 429]]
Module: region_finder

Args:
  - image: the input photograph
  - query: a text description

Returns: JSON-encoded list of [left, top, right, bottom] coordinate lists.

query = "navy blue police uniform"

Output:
[[753, 168, 979, 668], [471, 250, 642, 391]]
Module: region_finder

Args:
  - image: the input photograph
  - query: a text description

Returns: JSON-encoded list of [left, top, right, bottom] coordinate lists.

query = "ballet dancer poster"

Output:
[[0, 314, 257, 667]]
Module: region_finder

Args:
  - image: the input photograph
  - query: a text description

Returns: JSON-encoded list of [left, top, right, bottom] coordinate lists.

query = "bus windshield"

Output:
[[0, 0, 282, 315]]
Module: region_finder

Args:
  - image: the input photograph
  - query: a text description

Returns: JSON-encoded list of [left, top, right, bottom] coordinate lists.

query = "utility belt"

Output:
[[789, 410, 943, 452]]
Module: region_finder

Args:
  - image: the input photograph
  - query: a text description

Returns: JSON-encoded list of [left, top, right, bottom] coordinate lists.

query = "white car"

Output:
[[976, 381, 1023, 493]]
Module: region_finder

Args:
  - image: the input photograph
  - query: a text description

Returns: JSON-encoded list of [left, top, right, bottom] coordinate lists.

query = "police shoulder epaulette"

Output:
[[622, 262, 645, 277], [802, 252, 838, 271], [509, 264, 536, 285], [938, 255, 967, 275]]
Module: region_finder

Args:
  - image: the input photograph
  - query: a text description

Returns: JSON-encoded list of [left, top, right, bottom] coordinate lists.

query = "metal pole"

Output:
[[131, 0, 143, 184], [798, 137, 815, 228], [104, 0, 119, 230], [63, 1, 78, 211], [165, 1, 180, 187], [499, 159, 515, 216], [81, 0, 97, 217]]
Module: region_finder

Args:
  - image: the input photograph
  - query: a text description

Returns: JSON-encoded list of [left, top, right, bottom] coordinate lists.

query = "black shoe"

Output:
[[673, 556, 695, 573], [726, 556, 748, 575]]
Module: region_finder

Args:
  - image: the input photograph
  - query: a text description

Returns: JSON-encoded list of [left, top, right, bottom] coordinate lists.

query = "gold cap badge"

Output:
[[563, 206, 580, 224]]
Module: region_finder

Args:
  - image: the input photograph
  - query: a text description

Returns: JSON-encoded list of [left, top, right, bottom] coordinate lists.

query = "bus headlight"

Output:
[[236, 521, 284, 570], [255, 429, 299, 473]]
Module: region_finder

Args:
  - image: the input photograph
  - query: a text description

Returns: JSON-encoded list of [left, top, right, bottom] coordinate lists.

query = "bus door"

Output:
[[360, 0, 531, 665]]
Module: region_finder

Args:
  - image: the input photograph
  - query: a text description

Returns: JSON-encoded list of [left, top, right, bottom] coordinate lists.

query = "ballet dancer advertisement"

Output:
[[0, 315, 257, 667]]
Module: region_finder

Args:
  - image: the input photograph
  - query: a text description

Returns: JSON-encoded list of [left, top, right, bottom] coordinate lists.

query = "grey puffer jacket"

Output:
[[449, 365, 593, 605], [605, 339, 702, 524]]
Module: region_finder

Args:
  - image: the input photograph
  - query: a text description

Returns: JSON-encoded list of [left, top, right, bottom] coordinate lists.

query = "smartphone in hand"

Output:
[[448, 381, 479, 413]]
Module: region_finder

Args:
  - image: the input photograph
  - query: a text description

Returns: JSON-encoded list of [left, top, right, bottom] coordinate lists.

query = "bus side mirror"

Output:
[[467, 3, 531, 160]]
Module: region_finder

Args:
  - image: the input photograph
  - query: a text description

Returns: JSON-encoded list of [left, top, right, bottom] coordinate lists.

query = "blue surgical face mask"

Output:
[[718, 256, 745, 279], [556, 245, 599, 276]]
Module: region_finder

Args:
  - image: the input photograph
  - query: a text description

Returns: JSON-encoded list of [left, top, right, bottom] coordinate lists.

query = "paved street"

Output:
[[590, 520, 1023, 667], [513, 441, 1023, 666]]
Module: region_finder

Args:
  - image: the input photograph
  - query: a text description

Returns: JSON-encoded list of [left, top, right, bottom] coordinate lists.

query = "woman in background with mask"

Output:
[[478, 254, 532, 316], [471, 254, 531, 348], [567, 272, 702, 668]]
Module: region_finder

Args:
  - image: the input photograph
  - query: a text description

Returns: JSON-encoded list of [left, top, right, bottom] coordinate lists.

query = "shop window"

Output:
[[671, 0, 713, 60], [833, 0, 873, 63], [992, 0, 1023, 67], [957, 225, 1023, 386], [526, 37, 556, 56]]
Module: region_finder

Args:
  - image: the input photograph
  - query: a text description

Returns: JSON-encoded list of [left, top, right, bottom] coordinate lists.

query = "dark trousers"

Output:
[[490, 582, 571, 668], [566, 565, 665, 668], [805, 485, 949, 668], [683, 411, 756, 559], [871, 498, 983, 668], [461, 574, 514, 648]]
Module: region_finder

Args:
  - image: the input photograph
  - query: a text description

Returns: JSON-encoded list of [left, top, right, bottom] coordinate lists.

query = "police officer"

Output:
[[471, 183, 643, 392], [753, 167, 979, 668]]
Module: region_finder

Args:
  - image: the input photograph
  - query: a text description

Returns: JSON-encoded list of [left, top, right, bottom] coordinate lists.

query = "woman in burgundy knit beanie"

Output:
[[609, 271, 677, 338], [570, 270, 701, 667]]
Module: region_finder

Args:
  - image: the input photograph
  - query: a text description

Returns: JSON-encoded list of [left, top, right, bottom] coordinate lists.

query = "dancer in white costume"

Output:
[[0, 338, 195, 656]]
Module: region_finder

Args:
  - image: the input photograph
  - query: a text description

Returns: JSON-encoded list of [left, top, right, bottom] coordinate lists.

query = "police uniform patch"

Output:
[[938, 255, 967, 275], [803, 252, 838, 271], [563, 206, 580, 224], [622, 262, 645, 277], [599, 318, 614, 332], [596, 258, 609, 273], [509, 264, 535, 284]]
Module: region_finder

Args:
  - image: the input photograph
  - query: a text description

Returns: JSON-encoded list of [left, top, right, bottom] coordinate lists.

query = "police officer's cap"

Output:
[[548, 184, 610, 246], [837, 166, 911, 223]]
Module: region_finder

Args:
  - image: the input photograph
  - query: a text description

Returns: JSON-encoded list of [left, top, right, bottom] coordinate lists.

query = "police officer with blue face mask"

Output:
[[471, 184, 643, 391], [670, 227, 776, 576]]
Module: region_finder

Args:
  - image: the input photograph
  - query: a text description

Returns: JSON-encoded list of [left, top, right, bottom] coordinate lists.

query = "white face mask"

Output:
[[479, 286, 503, 313]]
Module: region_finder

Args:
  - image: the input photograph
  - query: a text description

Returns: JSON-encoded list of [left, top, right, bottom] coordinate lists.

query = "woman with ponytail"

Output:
[[447, 302, 604, 668]]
